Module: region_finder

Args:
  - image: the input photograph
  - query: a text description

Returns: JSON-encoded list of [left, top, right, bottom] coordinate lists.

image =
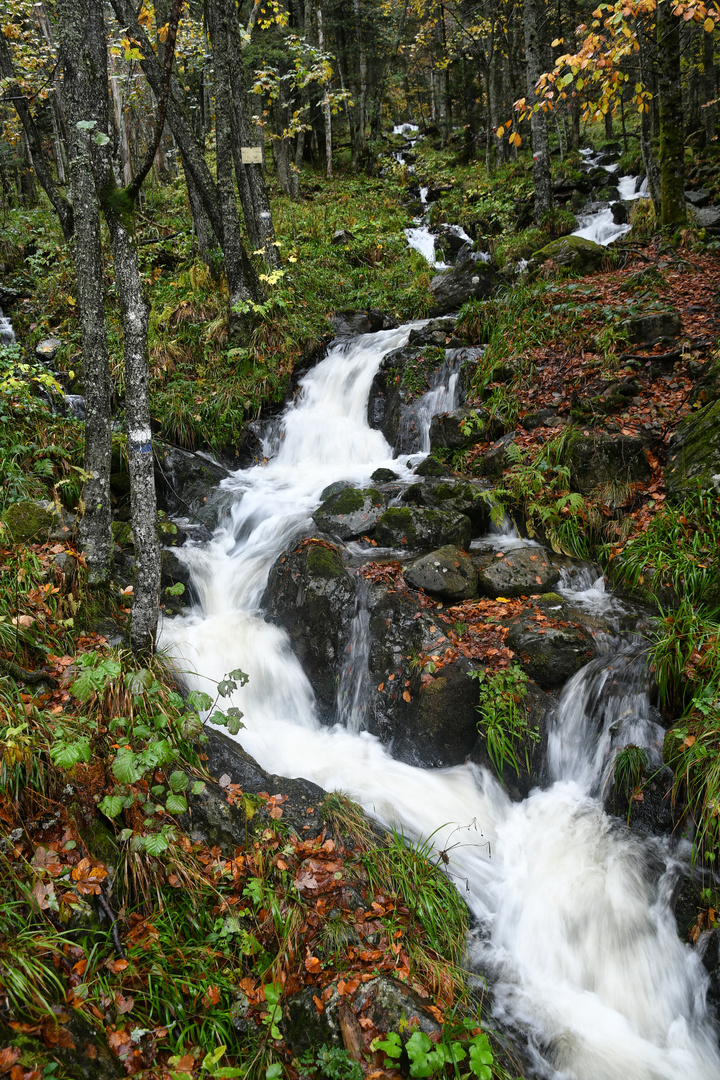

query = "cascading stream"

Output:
[[160, 324, 720, 1080]]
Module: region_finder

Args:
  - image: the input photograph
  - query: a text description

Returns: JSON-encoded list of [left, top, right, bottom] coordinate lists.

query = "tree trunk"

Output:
[[57, 0, 161, 653], [523, 0, 552, 222], [0, 33, 74, 239], [55, 32, 113, 585], [657, 0, 686, 225], [316, 4, 333, 178], [638, 14, 662, 215], [703, 22, 716, 144], [352, 0, 368, 166]]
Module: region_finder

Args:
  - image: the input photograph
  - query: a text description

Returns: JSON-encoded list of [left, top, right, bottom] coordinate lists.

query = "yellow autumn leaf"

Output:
[[704, 15, 715, 30], [496, 125, 505, 138], [495, 597, 511, 603], [157, 22, 169, 43]]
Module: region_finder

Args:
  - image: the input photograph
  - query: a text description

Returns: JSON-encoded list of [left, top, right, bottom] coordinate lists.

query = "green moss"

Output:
[[538, 592, 564, 605], [325, 487, 364, 515], [306, 543, 344, 580], [98, 179, 135, 233], [1, 501, 54, 543]]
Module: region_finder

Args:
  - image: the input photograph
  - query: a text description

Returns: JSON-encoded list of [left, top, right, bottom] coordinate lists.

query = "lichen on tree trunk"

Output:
[[657, 0, 687, 226]]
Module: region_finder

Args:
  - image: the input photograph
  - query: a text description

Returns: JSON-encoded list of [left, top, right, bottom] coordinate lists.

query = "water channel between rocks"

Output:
[[159, 323, 720, 1080]]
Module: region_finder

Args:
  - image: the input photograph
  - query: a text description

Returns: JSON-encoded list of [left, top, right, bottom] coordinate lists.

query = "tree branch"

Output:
[[125, 0, 183, 203]]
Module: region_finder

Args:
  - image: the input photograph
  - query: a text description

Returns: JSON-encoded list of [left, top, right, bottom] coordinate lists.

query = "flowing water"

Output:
[[0, 306, 16, 345], [572, 148, 650, 247], [160, 324, 720, 1079]]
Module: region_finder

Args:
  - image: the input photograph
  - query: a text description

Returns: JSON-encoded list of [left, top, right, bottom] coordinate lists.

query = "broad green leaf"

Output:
[[99, 795, 124, 818], [112, 748, 142, 784], [186, 690, 213, 711], [165, 794, 187, 815], [228, 668, 249, 685], [139, 832, 170, 856], [217, 679, 237, 697], [202, 1044, 227, 1068], [126, 668, 154, 695], [49, 736, 91, 769], [168, 770, 189, 793], [191, 780, 206, 796]]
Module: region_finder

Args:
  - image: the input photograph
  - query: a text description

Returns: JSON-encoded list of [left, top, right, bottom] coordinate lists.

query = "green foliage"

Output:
[[469, 665, 539, 778], [298, 1045, 363, 1080], [0, 869, 68, 1020], [611, 745, 649, 809], [401, 346, 446, 397], [612, 492, 720, 614], [371, 1018, 495, 1080]]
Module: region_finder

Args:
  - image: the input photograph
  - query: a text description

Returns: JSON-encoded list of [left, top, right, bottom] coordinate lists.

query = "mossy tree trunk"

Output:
[[657, 0, 686, 226], [57, 0, 160, 653], [523, 0, 553, 223]]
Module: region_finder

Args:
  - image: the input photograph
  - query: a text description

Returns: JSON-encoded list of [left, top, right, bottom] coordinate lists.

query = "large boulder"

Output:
[[183, 730, 327, 851], [531, 235, 606, 275], [507, 614, 597, 687], [0, 500, 57, 543], [429, 258, 499, 316], [470, 681, 553, 800], [477, 546, 561, 599], [564, 432, 650, 493], [665, 399, 720, 498], [390, 659, 480, 767], [404, 545, 478, 600], [313, 486, 387, 540], [262, 540, 356, 719], [401, 478, 494, 535], [374, 506, 471, 550]]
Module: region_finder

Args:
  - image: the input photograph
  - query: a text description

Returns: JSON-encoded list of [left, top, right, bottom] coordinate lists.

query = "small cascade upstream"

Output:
[[160, 323, 720, 1080], [0, 306, 16, 345], [572, 147, 650, 247]]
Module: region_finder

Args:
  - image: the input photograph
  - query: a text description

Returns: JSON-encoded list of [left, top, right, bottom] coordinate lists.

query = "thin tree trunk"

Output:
[[657, 0, 686, 225], [316, 4, 333, 178], [638, 15, 661, 214], [703, 22, 716, 143], [523, 0, 553, 222]]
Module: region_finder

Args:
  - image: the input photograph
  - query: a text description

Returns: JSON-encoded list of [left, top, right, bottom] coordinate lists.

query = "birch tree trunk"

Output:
[[316, 4, 333, 179], [703, 23, 716, 144]]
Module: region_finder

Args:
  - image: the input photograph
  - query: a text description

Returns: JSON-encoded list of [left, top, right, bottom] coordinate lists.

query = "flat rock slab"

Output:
[[477, 547, 560, 599], [313, 486, 387, 540], [404, 544, 477, 600], [621, 310, 681, 344], [429, 259, 499, 316], [374, 506, 471, 550]]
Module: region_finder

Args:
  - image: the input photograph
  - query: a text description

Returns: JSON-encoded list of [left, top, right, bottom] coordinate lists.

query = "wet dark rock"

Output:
[[371, 468, 399, 483], [413, 455, 447, 478], [472, 432, 518, 477], [564, 432, 650, 493], [611, 202, 628, 224], [319, 480, 351, 501], [470, 681, 552, 800], [262, 539, 356, 719], [400, 478, 493, 535], [689, 358, 720, 408], [404, 544, 478, 600], [605, 764, 675, 836], [665, 398, 720, 499], [407, 318, 460, 346], [374, 506, 471, 550], [1, 1011, 125, 1079], [183, 729, 326, 850], [430, 407, 504, 451], [160, 549, 196, 615], [621, 310, 681, 344], [507, 616, 597, 687], [313, 486, 388, 541], [282, 976, 440, 1056], [331, 309, 397, 338], [477, 547, 560, 599], [155, 444, 230, 531], [428, 258, 500, 316]]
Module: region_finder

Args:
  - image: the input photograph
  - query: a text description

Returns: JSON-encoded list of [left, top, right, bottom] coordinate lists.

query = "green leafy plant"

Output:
[[298, 1045, 363, 1080], [372, 1018, 495, 1080], [470, 664, 539, 778]]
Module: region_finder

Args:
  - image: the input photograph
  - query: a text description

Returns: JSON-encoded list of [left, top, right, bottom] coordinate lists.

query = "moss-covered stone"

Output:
[[564, 431, 650, 493], [1, 500, 55, 543], [665, 398, 720, 499], [374, 505, 471, 550], [531, 235, 607, 275], [313, 486, 387, 541], [306, 542, 346, 579]]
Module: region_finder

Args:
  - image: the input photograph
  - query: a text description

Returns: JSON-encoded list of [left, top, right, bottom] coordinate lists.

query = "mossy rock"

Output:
[[313, 486, 387, 541], [1, 500, 55, 543], [477, 547, 561, 599], [507, 617, 597, 687], [563, 432, 650, 493], [531, 235, 607, 275], [374, 506, 471, 550], [404, 544, 478, 600], [665, 398, 720, 499], [112, 519, 134, 548]]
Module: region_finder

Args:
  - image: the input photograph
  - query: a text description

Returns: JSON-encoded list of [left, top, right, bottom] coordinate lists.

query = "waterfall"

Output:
[[0, 307, 16, 345], [160, 323, 720, 1080], [336, 575, 372, 733]]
